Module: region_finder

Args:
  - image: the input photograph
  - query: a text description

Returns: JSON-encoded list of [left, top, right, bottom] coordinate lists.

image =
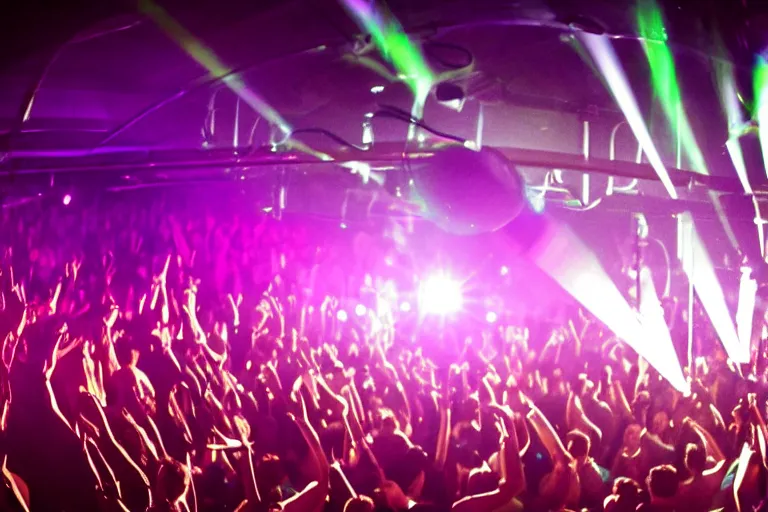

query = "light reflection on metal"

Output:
[[582, 120, 591, 205], [737, 267, 757, 358]]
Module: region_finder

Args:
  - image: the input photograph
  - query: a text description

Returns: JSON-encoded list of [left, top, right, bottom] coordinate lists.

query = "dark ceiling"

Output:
[[2, 0, 766, 69], [2, 0, 768, 193]]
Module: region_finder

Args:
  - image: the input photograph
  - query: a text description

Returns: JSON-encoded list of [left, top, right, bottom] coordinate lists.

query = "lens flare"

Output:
[[418, 273, 463, 316]]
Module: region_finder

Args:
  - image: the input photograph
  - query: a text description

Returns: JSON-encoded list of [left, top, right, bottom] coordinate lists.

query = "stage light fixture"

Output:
[[408, 145, 526, 235], [486, 311, 498, 324], [62, 194, 72, 206], [400, 301, 412, 313], [337, 310, 348, 322], [355, 304, 367, 317], [418, 273, 463, 315]]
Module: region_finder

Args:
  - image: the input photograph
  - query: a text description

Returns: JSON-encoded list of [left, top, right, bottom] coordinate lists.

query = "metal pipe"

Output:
[[607, 121, 641, 195], [582, 120, 590, 205], [0, 144, 741, 191], [687, 220, 695, 375], [676, 103, 683, 170], [650, 237, 671, 298], [233, 97, 241, 150]]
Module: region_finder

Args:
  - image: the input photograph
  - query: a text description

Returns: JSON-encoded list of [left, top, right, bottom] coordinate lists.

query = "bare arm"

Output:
[[452, 413, 525, 512], [281, 414, 329, 512]]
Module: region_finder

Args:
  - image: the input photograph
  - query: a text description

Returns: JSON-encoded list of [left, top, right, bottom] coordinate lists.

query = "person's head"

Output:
[[374, 480, 409, 510], [612, 477, 641, 501], [647, 465, 679, 501], [566, 430, 591, 459], [605, 477, 642, 512], [466, 463, 499, 495], [651, 411, 670, 436], [344, 495, 375, 512], [379, 410, 399, 434], [622, 424, 642, 453], [391, 447, 428, 499], [256, 453, 287, 498], [684, 443, 707, 474], [156, 458, 191, 503], [732, 398, 751, 428], [116, 338, 140, 367]]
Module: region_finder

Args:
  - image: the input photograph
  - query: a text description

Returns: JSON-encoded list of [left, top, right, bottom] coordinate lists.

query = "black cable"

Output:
[[373, 105, 466, 144], [289, 128, 368, 152], [98, 45, 328, 147]]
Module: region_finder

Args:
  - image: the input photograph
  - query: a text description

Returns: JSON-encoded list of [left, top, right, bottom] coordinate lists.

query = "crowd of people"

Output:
[[0, 189, 767, 512]]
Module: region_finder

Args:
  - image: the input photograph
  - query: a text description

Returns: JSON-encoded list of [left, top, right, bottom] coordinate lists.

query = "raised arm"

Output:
[[280, 413, 330, 512], [452, 408, 525, 512]]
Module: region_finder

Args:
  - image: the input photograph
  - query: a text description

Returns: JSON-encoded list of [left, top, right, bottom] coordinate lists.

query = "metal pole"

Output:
[[687, 220, 695, 375], [676, 103, 683, 170], [636, 219, 642, 309], [582, 120, 591, 205]]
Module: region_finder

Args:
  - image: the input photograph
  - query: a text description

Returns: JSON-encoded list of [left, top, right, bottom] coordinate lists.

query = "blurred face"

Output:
[[623, 424, 642, 452], [651, 411, 669, 435]]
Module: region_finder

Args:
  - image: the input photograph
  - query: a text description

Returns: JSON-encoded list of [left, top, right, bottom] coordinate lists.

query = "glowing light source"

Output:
[[337, 310, 348, 323], [62, 194, 72, 206], [486, 311, 498, 324], [354, 304, 367, 317], [418, 273, 463, 315], [500, 266, 509, 276], [400, 301, 412, 313], [339, 0, 434, 99]]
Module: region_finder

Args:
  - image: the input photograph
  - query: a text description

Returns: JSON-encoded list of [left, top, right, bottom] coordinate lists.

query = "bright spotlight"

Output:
[[418, 274, 463, 315], [62, 194, 72, 206], [337, 310, 348, 323], [400, 301, 412, 313], [500, 265, 509, 276], [486, 311, 498, 323], [355, 304, 367, 317]]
